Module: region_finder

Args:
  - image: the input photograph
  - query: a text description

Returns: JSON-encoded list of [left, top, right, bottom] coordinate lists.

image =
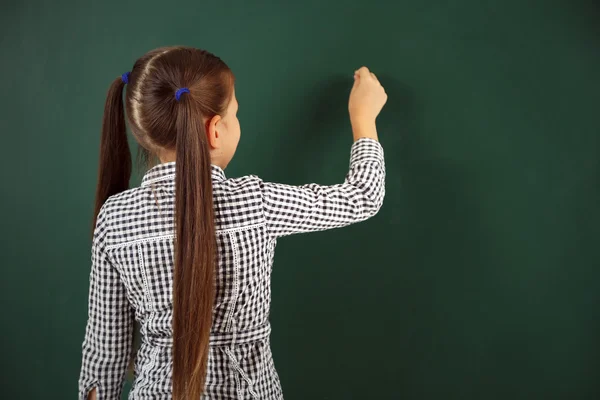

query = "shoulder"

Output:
[[93, 186, 153, 247], [218, 174, 264, 192], [97, 187, 147, 224], [214, 174, 269, 202], [102, 186, 151, 210], [212, 174, 267, 230]]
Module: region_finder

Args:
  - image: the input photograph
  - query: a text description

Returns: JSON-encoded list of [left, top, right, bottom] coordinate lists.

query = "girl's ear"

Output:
[[206, 115, 222, 149]]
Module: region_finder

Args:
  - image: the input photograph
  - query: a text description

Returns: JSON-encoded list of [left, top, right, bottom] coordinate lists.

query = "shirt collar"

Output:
[[141, 162, 226, 187]]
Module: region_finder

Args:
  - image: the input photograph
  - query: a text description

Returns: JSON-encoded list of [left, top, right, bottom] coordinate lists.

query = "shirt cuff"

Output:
[[350, 138, 384, 166]]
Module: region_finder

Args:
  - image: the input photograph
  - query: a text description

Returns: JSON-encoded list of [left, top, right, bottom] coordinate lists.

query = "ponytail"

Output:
[[101, 46, 233, 398], [92, 76, 132, 234], [172, 93, 216, 399]]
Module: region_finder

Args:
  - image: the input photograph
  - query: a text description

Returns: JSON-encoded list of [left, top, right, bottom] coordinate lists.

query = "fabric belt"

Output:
[[148, 323, 271, 348]]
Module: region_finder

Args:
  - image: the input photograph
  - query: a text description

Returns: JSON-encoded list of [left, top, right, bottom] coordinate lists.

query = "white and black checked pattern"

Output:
[[79, 138, 385, 399]]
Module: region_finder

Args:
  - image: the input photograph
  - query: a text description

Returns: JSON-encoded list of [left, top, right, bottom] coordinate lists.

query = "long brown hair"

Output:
[[93, 46, 234, 399]]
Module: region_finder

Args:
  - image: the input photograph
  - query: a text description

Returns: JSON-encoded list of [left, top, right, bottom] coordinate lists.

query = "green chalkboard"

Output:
[[2, 0, 600, 399]]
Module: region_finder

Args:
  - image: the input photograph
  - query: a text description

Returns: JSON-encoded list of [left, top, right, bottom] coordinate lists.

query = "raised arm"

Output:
[[262, 66, 388, 238]]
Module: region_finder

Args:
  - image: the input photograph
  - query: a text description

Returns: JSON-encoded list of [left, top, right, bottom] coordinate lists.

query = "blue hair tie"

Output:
[[175, 87, 190, 101], [121, 72, 130, 84]]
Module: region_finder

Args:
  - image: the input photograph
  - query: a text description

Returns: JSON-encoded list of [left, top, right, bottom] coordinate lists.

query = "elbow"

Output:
[[358, 190, 385, 220], [361, 177, 385, 218], [365, 196, 384, 218]]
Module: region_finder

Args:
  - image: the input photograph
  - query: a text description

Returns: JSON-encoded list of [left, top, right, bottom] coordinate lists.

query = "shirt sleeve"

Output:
[[261, 138, 385, 238], [78, 205, 134, 400]]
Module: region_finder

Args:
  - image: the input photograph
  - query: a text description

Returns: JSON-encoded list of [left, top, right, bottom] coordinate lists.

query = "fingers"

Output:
[[354, 67, 381, 84], [355, 66, 371, 80]]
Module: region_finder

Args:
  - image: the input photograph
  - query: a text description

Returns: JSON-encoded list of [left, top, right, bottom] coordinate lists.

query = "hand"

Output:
[[348, 66, 388, 125]]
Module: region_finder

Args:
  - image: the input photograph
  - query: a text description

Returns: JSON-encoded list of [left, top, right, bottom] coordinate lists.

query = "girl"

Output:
[[79, 46, 387, 400]]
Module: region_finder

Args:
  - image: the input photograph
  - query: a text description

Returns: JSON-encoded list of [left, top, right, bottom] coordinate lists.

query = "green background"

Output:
[[2, 0, 600, 398]]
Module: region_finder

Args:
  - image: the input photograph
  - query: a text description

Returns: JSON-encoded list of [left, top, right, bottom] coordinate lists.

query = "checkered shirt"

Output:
[[78, 138, 385, 399]]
